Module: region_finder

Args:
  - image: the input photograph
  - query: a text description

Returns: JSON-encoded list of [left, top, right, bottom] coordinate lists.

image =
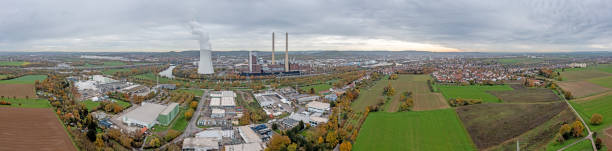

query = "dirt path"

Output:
[[572, 90, 612, 103], [557, 88, 597, 151]]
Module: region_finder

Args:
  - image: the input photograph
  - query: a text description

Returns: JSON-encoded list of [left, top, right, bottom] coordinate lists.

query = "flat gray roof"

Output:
[[160, 103, 179, 115], [123, 103, 166, 125]]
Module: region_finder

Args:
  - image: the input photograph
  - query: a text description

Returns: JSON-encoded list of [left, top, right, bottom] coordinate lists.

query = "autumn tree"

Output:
[[383, 83, 395, 96], [190, 101, 198, 109], [559, 124, 572, 139], [339, 141, 352, 151], [266, 134, 291, 151], [185, 109, 194, 120], [149, 136, 161, 148], [95, 133, 105, 148], [572, 120, 585, 137], [590, 113, 603, 125]]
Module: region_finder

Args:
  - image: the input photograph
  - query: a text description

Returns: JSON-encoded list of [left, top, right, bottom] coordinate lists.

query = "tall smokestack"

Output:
[[272, 32, 275, 65], [285, 32, 289, 72], [249, 51, 253, 72]]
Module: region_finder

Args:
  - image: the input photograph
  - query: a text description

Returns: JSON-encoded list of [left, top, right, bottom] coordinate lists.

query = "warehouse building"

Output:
[[157, 103, 179, 126], [121, 102, 179, 128], [306, 101, 330, 113]]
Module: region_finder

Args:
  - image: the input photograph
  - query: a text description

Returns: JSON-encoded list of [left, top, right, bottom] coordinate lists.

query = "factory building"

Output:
[[121, 102, 179, 128]]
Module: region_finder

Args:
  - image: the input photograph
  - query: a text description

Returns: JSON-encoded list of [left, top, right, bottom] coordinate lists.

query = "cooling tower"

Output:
[[197, 34, 214, 74]]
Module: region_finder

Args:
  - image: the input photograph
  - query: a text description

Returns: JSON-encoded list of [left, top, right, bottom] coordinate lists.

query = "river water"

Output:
[[159, 65, 176, 79]]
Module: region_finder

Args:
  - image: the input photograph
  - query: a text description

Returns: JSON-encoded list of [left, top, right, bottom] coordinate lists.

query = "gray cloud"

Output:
[[1, 0, 612, 52]]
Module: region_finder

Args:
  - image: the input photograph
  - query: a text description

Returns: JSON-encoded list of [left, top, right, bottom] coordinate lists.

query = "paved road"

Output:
[[161, 89, 208, 148], [557, 89, 597, 151]]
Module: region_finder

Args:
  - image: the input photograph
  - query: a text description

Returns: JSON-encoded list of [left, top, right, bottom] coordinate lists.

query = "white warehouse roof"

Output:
[[210, 98, 221, 107], [221, 97, 235, 107], [307, 101, 330, 111]]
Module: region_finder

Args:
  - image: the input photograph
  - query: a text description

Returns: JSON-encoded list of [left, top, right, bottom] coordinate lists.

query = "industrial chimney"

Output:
[[249, 51, 253, 72], [272, 32, 275, 65], [285, 32, 289, 72]]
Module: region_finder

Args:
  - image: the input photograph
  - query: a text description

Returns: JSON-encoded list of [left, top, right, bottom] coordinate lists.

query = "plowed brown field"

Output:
[[0, 108, 76, 151]]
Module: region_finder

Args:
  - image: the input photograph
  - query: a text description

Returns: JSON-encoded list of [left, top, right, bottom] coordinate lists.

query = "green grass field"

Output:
[[353, 109, 475, 151], [152, 107, 187, 132], [300, 83, 332, 94], [133, 73, 181, 84], [0, 75, 47, 84], [571, 95, 612, 132], [0, 61, 30, 66], [437, 85, 513, 103], [101, 68, 132, 75], [587, 76, 612, 88], [84, 61, 126, 67], [0, 98, 51, 108], [81, 99, 131, 111], [351, 74, 445, 112], [494, 58, 543, 64], [173, 89, 205, 97], [559, 139, 593, 151]]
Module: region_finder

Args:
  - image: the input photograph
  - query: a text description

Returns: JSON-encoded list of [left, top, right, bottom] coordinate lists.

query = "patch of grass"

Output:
[[352, 74, 444, 112], [152, 107, 187, 132], [495, 58, 543, 64], [456, 102, 569, 149], [0, 75, 47, 84], [571, 94, 612, 132], [353, 109, 475, 151], [82, 100, 100, 111], [0, 98, 51, 108], [102, 68, 132, 75], [437, 84, 513, 103], [174, 89, 204, 97], [301, 83, 332, 94], [81, 99, 131, 111], [561, 139, 593, 151], [0, 61, 30, 66], [545, 137, 584, 151], [84, 61, 126, 67], [587, 76, 612, 88]]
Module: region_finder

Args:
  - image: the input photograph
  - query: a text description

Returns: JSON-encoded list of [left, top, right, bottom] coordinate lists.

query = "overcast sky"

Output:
[[1, 0, 612, 52]]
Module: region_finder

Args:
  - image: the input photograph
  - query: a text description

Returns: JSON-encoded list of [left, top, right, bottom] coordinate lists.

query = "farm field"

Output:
[[0, 98, 51, 108], [488, 85, 560, 103], [0, 84, 35, 99], [0, 75, 47, 84], [413, 93, 448, 111], [0, 61, 30, 66], [494, 58, 544, 64], [588, 76, 612, 88], [561, 70, 612, 81], [0, 108, 76, 151], [437, 84, 513, 103], [455, 102, 569, 150], [496, 108, 576, 150], [557, 81, 609, 98], [571, 94, 612, 132], [351, 74, 447, 112], [353, 109, 475, 151]]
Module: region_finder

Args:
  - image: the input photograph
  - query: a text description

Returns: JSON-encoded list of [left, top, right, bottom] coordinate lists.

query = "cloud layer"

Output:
[[1, 0, 612, 52]]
